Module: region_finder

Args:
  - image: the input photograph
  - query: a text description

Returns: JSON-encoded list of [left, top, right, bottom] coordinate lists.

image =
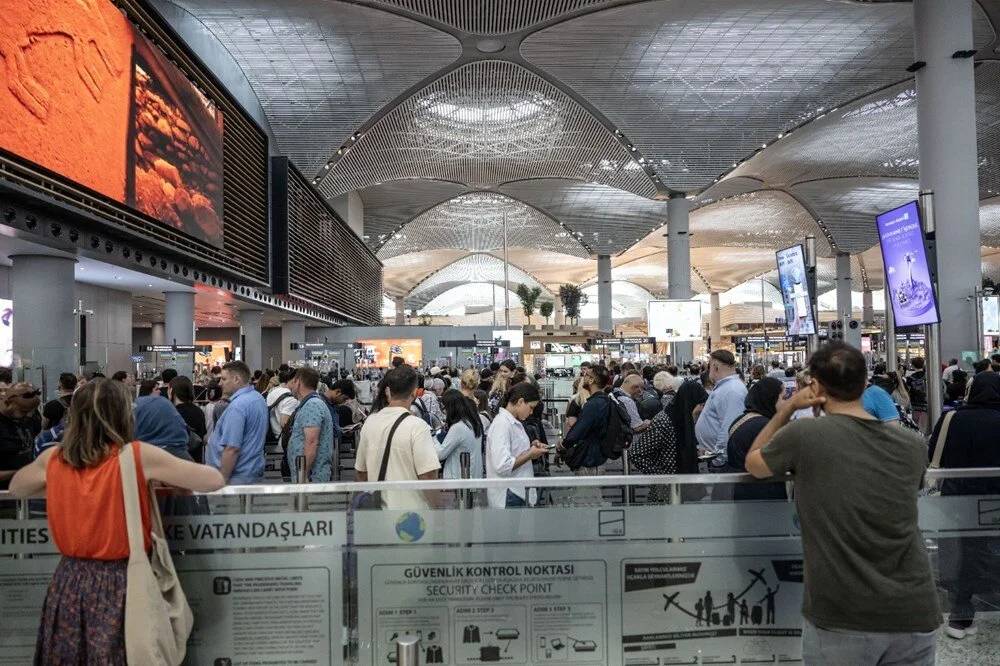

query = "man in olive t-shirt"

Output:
[[745, 342, 939, 665]]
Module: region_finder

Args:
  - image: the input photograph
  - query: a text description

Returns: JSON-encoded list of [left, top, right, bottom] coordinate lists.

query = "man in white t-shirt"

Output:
[[265, 365, 299, 444], [356, 365, 440, 509]]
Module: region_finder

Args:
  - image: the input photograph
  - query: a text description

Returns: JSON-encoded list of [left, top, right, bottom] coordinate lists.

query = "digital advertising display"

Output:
[[647, 300, 703, 342], [356, 339, 422, 368], [775, 245, 816, 336], [984, 296, 1000, 336], [0, 0, 224, 247], [492, 329, 524, 349], [876, 201, 940, 328], [0, 299, 12, 367]]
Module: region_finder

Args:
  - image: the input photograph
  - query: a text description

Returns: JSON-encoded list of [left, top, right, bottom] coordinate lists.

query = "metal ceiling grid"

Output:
[[359, 0, 622, 34], [976, 62, 1000, 199], [404, 252, 549, 308], [499, 178, 668, 253], [168, 0, 460, 176], [980, 197, 1000, 247], [789, 178, 919, 254], [316, 60, 658, 198], [501, 247, 598, 289], [358, 180, 468, 247], [520, 0, 984, 192], [381, 249, 468, 296], [420, 283, 516, 316], [582, 281, 657, 319], [375, 192, 591, 259], [688, 191, 832, 254]]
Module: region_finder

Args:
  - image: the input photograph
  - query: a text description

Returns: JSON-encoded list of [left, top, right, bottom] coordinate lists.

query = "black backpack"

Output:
[[601, 392, 633, 460], [265, 393, 295, 448]]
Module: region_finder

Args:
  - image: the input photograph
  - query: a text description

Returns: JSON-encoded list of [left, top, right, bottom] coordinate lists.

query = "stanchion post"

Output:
[[295, 455, 307, 511], [459, 451, 471, 509], [920, 190, 943, 430], [396, 634, 421, 665]]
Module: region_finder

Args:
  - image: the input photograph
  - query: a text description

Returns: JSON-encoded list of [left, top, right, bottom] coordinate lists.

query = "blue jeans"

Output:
[[801, 619, 937, 665], [505, 490, 527, 508]]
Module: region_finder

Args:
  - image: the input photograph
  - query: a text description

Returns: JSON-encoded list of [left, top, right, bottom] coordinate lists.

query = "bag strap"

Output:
[[118, 442, 148, 559], [377, 413, 411, 482], [280, 393, 318, 440], [930, 410, 956, 469], [728, 413, 759, 438]]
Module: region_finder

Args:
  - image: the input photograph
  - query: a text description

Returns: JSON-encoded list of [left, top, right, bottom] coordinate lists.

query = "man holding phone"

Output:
[[744, 342, 939, 664]]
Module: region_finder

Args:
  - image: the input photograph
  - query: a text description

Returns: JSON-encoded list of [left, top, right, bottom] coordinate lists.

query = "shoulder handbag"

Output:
[[119, 442, 193, 665], [355, 413, 410, 510], [926, 410, 956, 495]]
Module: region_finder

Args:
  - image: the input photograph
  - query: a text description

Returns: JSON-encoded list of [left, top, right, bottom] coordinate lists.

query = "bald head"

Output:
[[622, 373, 644, 399]]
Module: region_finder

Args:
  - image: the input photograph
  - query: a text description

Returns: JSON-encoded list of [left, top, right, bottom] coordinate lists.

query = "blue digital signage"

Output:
[[875, 201, 940, 328]]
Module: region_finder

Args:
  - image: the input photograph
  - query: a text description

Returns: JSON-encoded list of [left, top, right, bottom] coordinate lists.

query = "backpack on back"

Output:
[[265, 393, 295, 449], [601, 392, 633, 460]]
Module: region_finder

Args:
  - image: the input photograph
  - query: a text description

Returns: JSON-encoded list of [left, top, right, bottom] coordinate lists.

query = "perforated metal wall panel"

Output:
[[361, 0, 622, 35], [272, 157, 382, 324], [316, 60, 658, 198], [169, 0, 461, 176]]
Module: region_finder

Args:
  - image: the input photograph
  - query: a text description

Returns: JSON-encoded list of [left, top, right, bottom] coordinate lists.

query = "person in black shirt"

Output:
[[0, 383, 41, 489], [168, 376, 207, 461], [42, 372, 77, 430], [724, 377, 786, 500]]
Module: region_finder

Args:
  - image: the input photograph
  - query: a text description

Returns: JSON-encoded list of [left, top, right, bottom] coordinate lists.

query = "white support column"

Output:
[[667, 193, 693, 363], [282, 320, 306, 365], [11, 255, 76, 399], [835, 253, 853, 321], [239, 309, 263, 371], [915, 0, 982, 362], [709, 292, 722, 349], [164, 291, 195, 377], [597, 254, 613, 333], [151, 322, 166, 346]]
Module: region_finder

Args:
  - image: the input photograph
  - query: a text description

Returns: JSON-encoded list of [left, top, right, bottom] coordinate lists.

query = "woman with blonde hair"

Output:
[[459, 368, 480, 401], [564, 377, 591, 431], [9, 379, 224, 663]]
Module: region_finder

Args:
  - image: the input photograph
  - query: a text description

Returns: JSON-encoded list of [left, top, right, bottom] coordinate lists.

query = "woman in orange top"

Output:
[[9, 378, 224, 664]]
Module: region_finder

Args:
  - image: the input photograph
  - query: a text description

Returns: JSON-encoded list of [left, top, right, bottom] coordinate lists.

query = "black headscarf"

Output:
[[668, 380, 709, 474], [741, 377, 783, 421], [963, 372, 1000, 410]]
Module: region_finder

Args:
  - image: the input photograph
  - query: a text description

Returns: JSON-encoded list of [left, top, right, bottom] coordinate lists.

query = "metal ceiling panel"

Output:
[[405, 252, 549, 308], [168, 0, 460, 176], [358, 179, 468, 247], [382, 249, 467, 296], [360, 0, 622, 35], [523, 0, 994, 191], [376, 192, 591, 259], [316, 60, 658, 197]]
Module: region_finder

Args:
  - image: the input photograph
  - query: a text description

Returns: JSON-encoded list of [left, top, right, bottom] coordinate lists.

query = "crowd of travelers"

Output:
[[2, 340, 1000, 662]]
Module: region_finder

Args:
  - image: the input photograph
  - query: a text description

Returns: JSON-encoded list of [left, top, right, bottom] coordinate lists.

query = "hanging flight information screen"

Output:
[[875, 201, 940, 328], [775, 244, 816, 336]]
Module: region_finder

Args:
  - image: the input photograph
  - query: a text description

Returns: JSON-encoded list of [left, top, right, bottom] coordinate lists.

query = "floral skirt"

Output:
[[35, 557, 128, 665]]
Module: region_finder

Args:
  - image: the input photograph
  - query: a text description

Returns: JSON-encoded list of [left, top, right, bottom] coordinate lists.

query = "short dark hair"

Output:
[[502, 381, 541, 407], [500, 359, 517, 372], [0, 368, 12, 384], [642, 365, 656, 382], [771, 359, 781, 368], [59, 372, 78, 392], [710, 350, 736, 367], [949, 358, 959, 366], [222, 360, 251, 383], [277, 363, 296, 384], [210, 366, 222, 376], [391, 356, 405, 368], [911, 357, 924, 370], [489, 362, 500, 372], [111, 371, 128, 382], [473, 388, 489, 412], [169, 376, 195, 403], [992, 353, 1000, 364], [785, 367, 796, 378], [809, 342, 867, 401], [589, 365, 611, 390], [138, 379, 157, 397], [293, 366, 320, 390], [384, 365, 418, 400], [332, 378, 356, 399], [973, 358, 991, 374], [161, 368, 178, 383]]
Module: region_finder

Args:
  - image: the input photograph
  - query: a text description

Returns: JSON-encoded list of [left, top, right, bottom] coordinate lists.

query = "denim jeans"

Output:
[[505, 490, 527, 508], [801, 619, 937, 665]]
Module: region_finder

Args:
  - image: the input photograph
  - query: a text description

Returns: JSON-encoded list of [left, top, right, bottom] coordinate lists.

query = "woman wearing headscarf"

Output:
[[929, 372, 1000, 640], [724, 377, 787, 501], [671, 381, 710, 475]]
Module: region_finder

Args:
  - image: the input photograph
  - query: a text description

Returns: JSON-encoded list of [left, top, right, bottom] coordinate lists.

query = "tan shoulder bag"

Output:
[[119, 442, 193, 665]]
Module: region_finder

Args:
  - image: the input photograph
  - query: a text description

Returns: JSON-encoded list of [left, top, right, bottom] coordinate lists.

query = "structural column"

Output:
[[915, 0, 982, 362], [554, 303, 565, 328], [835, 253, 853, 321], [239, 309, 263, 371], [150, 322, 166, 346], [709, 292, 722, 350], [667, 193, 694, 363], [11, 255, 76, 399], [282, 320, 305, 365], [394, 296, 405, 326], [164, 291, 195, 377], [862, 289, 875, 326], [597, 254, 613, 333]]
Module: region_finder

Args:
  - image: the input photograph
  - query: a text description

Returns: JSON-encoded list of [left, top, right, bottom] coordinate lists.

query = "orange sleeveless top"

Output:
[[46, 442, 152, 560]]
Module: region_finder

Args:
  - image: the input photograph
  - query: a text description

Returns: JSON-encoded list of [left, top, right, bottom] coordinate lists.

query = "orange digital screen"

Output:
[[356, 339, 423, 368], [0, 0, 224, 247]]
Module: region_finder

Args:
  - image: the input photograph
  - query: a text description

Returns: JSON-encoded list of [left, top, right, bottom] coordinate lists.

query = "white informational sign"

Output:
[[647, 300, 703, 342], [0, 298, 11, 367], [775, 245, 816, 336], [493, 329, 524, 349], [984, 295, 1000, 335]]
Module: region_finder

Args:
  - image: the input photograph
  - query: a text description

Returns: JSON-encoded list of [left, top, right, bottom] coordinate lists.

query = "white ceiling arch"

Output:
[[404, 252, 553, 309]]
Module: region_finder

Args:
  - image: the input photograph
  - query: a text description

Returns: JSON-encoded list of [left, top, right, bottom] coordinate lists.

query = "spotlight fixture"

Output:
[[3, 209, 15, 222], [25, 215, 38, 229]]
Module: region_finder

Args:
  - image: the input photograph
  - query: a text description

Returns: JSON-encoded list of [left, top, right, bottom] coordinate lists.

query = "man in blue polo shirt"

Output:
[[206, 360, 268, 485]]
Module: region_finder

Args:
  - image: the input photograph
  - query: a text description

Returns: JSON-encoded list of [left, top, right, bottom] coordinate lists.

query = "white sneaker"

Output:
[[945, 622, 977, 639]]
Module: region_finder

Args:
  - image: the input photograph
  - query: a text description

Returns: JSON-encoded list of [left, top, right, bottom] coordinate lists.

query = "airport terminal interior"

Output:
[[2, 0, 1000, 664]]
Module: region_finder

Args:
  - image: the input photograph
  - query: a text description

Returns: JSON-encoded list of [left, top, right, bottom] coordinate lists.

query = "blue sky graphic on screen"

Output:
[[775, 245, 816, 336], [876, 201, 939, 328]]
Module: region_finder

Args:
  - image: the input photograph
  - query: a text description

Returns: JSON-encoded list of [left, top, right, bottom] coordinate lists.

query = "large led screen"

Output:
[[0, 0, 224, 247], [0, 299, 12, 367], [876, 201, 940, 328], [647, 300, 702, 342], [356, 339, 422, 368], [775, 244, 817, 336]]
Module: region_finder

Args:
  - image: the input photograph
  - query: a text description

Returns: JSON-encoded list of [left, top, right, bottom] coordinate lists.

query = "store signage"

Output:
[[139, 345, 212, 353], [439, 340, 510, 348], [593, 336, 655, 345]]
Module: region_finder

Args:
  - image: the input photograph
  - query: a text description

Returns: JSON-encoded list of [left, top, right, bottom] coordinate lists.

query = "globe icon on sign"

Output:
[[395, 512, 426, 543]]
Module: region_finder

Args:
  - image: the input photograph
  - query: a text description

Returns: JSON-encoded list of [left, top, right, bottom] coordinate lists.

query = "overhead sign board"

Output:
[[139, 345, 212, 354], [439, 339, 510, 348], [647, 300, 703, 342], [593, 336, 655, 345]]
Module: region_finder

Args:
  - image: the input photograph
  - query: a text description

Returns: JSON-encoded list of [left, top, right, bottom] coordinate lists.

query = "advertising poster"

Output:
[[0, 0, 224, 246], [876, 201, 939, 328], [492, 329, 525, 349], [357, 339, 423, 367], [0, 298, 12, 367], [775, 245, 816, 336], [622, 555, 804, 665], [647, 300, 703, 341], [983, 295, 1000, 336]]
